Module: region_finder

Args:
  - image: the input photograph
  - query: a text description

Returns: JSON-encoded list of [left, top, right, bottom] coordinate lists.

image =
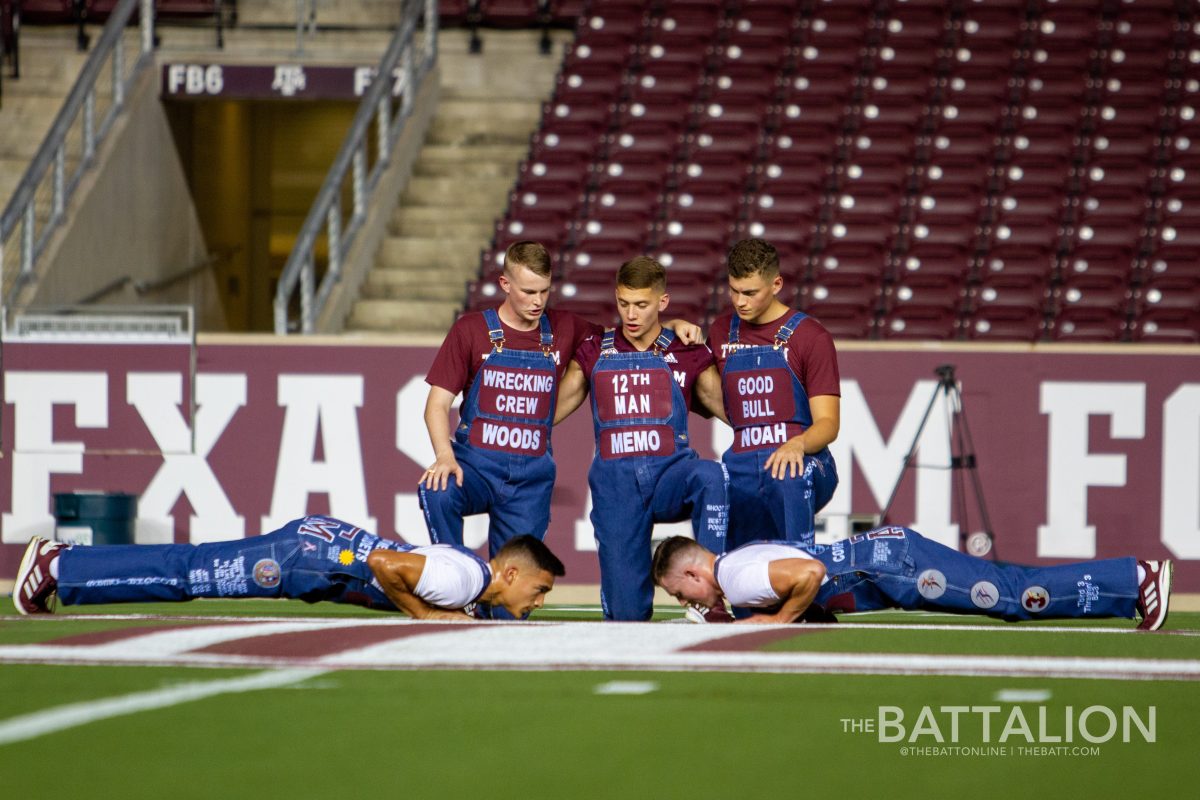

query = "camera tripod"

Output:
[[879, 364, 996, 557]]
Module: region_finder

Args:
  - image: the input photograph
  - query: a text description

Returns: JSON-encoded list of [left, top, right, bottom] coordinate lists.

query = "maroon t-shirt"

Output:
[[574, 327, 716, 403], [706, 309, 841, 397], [426, 308, 603, 396]]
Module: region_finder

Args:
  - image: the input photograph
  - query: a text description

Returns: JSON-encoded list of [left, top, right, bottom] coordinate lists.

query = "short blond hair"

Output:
[[504, 241, 552, 278], [617, 255, 667, 293]]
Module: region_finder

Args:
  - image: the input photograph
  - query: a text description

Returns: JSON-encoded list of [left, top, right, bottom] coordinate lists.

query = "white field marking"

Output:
[[2, 619, 1199, 681], [995, 689, 1052, 702], [594, 681, 659, 695], [0, 619, 402, 664], [14, 612, 1193, 637], [0, 668, 326, 746], [810, 622, 1200, 636], [319, 624, 752, 666]]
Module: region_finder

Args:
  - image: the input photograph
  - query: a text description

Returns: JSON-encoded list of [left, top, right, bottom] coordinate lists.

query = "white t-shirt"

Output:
[[715, 543, 826, 608], [411, 545, 491, 609]]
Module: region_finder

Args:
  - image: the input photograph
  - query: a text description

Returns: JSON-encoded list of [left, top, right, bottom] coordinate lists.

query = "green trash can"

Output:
[[53, 492, 138, 546]]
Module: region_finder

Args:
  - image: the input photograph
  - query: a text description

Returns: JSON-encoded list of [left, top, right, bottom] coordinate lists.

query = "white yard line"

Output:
[[0, 668, 326, 746], [0, 619, 395, 664], [0, 620, 1197, 682]]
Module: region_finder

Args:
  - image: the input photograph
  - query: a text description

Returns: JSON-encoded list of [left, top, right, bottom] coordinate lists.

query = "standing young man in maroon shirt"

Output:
[[707, 238, 841, 551], [555, 256, 728, 620], [420, 242, 699, 617]]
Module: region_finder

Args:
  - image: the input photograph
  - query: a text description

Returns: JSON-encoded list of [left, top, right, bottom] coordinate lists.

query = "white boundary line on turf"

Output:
[[0, 668, 326, 746], [1, 622, 1198, 681], [11, 612, 1195, 636]]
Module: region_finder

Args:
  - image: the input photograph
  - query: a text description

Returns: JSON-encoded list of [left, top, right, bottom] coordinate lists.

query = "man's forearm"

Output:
[[424, 404, 456, 458], [798, 418, 838, 453]]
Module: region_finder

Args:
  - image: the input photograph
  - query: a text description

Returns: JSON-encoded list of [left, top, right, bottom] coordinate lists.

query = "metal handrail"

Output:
[[0, 0, 155, 307], [273, 0, 438, 334]]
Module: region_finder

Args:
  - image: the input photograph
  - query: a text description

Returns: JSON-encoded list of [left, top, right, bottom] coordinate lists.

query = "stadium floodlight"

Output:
[[879, 364, 997, 558]]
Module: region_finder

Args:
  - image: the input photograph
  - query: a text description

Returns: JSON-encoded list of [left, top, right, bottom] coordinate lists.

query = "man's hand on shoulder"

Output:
[[663, 318, 703, 345]]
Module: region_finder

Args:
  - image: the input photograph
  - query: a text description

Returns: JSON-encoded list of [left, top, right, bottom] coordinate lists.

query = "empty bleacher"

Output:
[[453, 0, 1199, 343]]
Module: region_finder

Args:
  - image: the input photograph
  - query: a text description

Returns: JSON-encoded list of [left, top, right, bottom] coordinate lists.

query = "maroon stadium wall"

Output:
[[2, 337, 1198, 590]]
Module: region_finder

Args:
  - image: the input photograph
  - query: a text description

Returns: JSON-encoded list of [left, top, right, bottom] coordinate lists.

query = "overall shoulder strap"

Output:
[[728, 313, 741, 344], [653, 328, 676, 353], [774, 311, 809, 345], [482, 308, 505, 345]]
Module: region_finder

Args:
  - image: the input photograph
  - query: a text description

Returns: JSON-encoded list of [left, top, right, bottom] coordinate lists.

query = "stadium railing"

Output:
[[272, 0, 439, 334], [0, 0, 155, 311]]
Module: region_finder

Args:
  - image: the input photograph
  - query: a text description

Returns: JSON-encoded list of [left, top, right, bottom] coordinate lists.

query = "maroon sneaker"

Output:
[[13, 537, 66, 615], [1136, 559, 1173, 631]]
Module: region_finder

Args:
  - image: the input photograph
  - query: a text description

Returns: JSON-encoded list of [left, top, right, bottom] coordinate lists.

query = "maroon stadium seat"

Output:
[[1060, 252, 1136, 289], [801, 279, 882, 322], [552, 282, 619, 327], [478, 0, 542, 27], [572, 214, 653, 252], [593, 151, 671, 194], [561, 245, 630, 281], [739, 216, 812, 254], [958, 4, 1023, 51], [659, 281, 713, 320], [894, 245, 973, 287], [465, 277, 505, 313], [494, 211, 573, 252], [1132, 312, 1200, 344], [626, 62, 705, 107], [547, 0, 586, 25], [921, 152, 991, 193], [810, 245, 886, 286], [587, 183, 661, 219], [878, 308, 961, 340], [656, 241, 723, 285], [531, 120, 606, 160], [576, 2, 646, 41], [509, 184, 585, 218], [638, 35, 717, 69], [516, 152, 592, 196], [1050, 312, 1129, 343], [553, 62, 625, 107], [964, 313, 1047, 342], [606, 124, 684, 159], [615, 95, 695, 129], [650, 0, 722, 39], [977, 249, 1056, 287], [17, 0, 76, 23], [654, 214, 735, 252]]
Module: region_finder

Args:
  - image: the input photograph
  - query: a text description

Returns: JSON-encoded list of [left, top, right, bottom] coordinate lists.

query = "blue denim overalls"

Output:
[[588, 328, 728, 620]]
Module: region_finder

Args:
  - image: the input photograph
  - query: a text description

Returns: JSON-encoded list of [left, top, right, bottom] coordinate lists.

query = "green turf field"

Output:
[[1, 600, 1196, 799]]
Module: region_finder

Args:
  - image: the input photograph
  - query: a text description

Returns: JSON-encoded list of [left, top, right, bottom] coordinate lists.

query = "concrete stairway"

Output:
[[0, 28, 91, 218], [346, 29, 570, 334]]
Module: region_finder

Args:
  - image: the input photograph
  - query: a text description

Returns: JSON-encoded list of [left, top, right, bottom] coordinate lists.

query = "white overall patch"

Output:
[[971, 581, 1000, 609], [1021, 586, 1051, 613], [917, 569, 947, 600]]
